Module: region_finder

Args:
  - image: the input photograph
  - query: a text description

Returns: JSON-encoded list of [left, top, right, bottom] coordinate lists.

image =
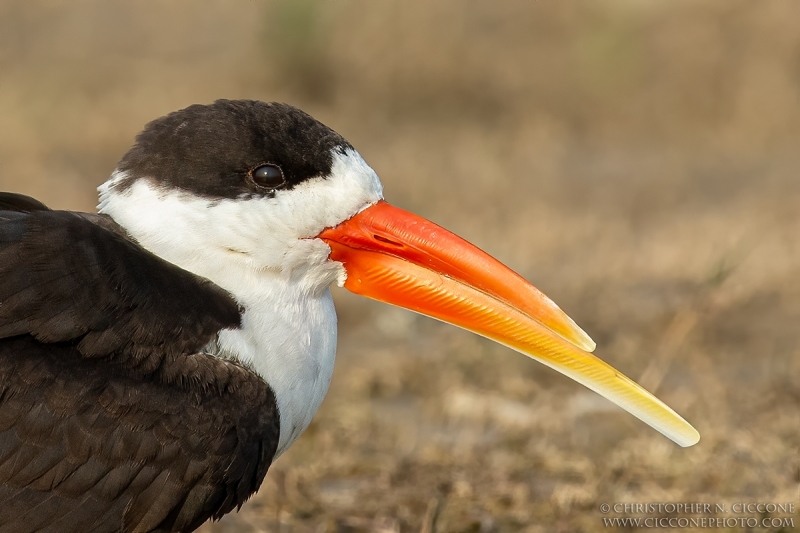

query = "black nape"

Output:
[[114, 100, 353, 200]]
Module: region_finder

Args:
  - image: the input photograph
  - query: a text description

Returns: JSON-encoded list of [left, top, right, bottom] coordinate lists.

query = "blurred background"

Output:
[[2, 1, 799, 531]]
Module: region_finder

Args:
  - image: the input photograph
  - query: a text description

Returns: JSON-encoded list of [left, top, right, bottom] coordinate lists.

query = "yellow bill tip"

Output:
[[560, 311, 597, 352]]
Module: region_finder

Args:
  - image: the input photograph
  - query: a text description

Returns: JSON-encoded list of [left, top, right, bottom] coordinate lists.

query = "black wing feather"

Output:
[[0, 205, 280, 533], [0, 209, 241, 362], [0, 193, 50, 213]]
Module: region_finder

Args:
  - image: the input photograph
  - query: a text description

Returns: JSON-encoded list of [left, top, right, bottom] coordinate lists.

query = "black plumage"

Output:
[[115, 100, 351, 199], [0, 195, 280, 532]]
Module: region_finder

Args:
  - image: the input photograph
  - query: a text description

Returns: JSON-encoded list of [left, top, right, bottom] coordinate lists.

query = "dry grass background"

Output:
[[2, 1, 800, 531]]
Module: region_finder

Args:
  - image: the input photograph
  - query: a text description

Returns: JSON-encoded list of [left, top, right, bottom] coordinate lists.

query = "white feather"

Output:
[[98, 148, 383, 457]]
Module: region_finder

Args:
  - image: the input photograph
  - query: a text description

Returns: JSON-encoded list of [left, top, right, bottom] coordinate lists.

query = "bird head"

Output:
[[98, 99, 699, 448]]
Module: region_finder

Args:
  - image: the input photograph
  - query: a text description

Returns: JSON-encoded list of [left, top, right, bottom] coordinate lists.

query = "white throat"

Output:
[[98, 148, 383, 457]]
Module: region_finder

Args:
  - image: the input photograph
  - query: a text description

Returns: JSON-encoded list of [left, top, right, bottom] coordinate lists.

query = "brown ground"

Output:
[[2, 2, 800, 532]]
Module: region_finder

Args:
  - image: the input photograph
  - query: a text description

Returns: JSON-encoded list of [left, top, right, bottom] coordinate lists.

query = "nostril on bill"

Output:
[[373, 234, 404, 247]]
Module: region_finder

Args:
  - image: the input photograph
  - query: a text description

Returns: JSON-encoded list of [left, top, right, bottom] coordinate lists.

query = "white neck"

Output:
[[211, 271, 339, 458], [97, 148, 383, 457]]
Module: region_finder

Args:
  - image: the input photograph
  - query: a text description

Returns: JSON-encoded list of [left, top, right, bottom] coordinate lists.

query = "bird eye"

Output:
[[251, 164, 285, 189]]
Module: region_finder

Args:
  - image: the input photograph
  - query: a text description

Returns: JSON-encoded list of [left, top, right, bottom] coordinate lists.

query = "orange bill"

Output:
[[318, 201, 700, 447]]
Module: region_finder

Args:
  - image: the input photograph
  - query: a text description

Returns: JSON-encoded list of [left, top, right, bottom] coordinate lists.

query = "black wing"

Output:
[[0, 192, 50, 213], [0, 196, 280, 533]]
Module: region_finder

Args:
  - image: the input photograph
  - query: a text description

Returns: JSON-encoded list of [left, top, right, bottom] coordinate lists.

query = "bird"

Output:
[[0, 100, 699, 532]]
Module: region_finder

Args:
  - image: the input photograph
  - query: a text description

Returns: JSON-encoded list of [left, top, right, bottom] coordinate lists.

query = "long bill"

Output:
[[318, 200, 699, 447]]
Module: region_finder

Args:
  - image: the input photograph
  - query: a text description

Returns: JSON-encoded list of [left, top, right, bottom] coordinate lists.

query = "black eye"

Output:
[[251, 164, 285, 188]]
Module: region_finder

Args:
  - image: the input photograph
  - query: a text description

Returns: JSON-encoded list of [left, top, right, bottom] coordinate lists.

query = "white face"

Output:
[[99, 147, 384, 291], [99, 147, 384, 457]]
